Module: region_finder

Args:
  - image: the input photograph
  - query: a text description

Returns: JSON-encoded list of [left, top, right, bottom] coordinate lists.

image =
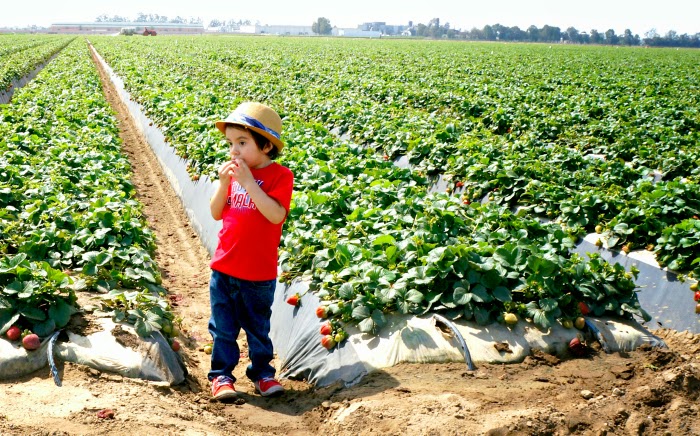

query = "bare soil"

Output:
[[1, 48, 699, 436]]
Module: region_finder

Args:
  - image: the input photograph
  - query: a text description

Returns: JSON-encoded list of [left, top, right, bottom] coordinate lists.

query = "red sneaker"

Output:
[[254, 377, 284, 397], [211, 376, 237, 400]]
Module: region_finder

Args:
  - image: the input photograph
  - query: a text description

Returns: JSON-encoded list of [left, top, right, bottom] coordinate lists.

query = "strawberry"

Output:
[[171, 339, 181, 352], [320, 321, 333, 336], [503, 313, 518, 325], [321, 335, 336, 350], [694, 291, 700, 302], [316, 306, 328, 319], [22, 333, 40, 351], [6, 325, 20, 341], [578, 302, 590, 316], [455, 181, 464, 188], [286, 293, 301, 306], [569, 337, 586, 357]]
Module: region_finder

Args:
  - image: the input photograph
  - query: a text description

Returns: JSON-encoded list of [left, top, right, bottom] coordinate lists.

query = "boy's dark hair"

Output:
[[248, 128, 279, 160]]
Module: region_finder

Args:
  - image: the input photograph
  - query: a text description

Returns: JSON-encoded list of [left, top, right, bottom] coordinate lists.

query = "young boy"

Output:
[[207, 102, 294, 400]]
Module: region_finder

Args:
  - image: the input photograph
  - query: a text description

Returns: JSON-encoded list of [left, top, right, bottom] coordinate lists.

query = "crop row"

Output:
[[88, 36, 655, 332], [0, 34, 75, 93], [0, 39, 176, 339], [88, 36, 699, 282]]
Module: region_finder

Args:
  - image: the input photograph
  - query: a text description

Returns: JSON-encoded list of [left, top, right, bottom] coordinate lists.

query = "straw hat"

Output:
[[215, 102, 284, 151]]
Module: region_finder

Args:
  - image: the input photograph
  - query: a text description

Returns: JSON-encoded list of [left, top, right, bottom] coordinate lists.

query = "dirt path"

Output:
[[1, 47, 700, 436]]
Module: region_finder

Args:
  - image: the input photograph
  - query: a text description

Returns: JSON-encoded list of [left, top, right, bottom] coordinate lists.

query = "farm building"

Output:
[[49, 22, 204, 35], [238, 24, 313, 35], [332, 28, 381, 38]]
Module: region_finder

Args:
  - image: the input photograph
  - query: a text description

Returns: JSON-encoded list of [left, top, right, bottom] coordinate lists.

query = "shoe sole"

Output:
[[256, 385, 284, 397], [213, 390, 238, 400]]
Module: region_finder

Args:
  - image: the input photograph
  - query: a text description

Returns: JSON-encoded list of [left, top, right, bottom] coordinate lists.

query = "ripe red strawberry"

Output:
[[6, 325, 20, 341], [455, 181, 464, 188], [286, 293, 301, 306], [578, 302, 590, 316], [171, 339, 181, 352], [695, 291, 700, 302], [320, 321, 333, 336], [22, 333, 40, 351], [569, 337, 586, 357], [321, 335, 336, 350], [316, 306, 328, 319]]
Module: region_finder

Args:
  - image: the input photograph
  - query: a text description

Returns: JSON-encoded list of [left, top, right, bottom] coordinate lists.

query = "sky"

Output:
[[1, 0, 698, 36]]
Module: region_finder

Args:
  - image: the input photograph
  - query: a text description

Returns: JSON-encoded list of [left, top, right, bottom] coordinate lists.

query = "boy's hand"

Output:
[[217, 160, 235, 185], [229, 158, 255, 189]]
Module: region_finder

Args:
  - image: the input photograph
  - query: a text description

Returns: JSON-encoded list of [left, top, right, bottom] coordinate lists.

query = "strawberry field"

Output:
[[0, 37, 176, 341], [1, 34, 699, 345]]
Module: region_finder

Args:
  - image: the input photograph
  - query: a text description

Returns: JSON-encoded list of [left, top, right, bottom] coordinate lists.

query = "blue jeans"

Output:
[[207, 269, 277, 383]]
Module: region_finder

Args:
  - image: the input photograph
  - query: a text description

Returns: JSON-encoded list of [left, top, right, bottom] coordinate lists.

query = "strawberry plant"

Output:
[[0, 39, 173, 338], [77, 36, 697, 335]]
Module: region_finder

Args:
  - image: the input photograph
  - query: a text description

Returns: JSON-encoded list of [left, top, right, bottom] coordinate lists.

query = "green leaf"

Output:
[[358, 316, 376, 333], [372, 234, 396, 246], [0, 253, 27, 273], [453, 287, 471, 305], [352, 305, 371, 320], [134, 317, 153, 337], [48, 299, 74, 328], [0, 311, 20, 335], [405, 289, 424, 303], [492, 286, 512, 302], [470, 284, 493, 303], [33, 318, 57, 337], [338, 283, 355, 299], [19, 306, 46, 321]]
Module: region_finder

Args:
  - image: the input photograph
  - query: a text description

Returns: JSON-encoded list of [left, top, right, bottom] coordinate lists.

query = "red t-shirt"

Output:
[[210, 162, 294, 281]]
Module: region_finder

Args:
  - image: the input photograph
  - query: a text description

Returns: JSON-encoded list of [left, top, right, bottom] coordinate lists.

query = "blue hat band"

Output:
[[230, 113, 281, 140]]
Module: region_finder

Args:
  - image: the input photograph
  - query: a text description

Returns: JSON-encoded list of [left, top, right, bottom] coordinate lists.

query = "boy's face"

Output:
[[225, 126, 273, 169]]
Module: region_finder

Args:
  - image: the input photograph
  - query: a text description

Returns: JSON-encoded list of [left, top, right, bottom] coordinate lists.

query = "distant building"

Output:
[[49, 22, 204, 35], [332, 28, 381, 38], [359, 21, 412, 36], [238, 24, 313, 35]]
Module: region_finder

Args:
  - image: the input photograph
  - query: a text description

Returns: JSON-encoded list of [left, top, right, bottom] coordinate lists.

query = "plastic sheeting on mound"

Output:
[[0, 52, 64, 105], [270, 280, 666, 388], [89, 44, 222, 257], [574, 233, 700, 334], [0, 317, 186, 385]]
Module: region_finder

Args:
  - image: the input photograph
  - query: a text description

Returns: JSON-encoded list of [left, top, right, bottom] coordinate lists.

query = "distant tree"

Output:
[[540, 25, 561, 42], [565, 27, 580, 43], [604, 29, 618, 44], [415, 23, 428, 37], [467, 27, 482, 40], [579, 31, 590, 44], [526, 25, 539, 42], [95, 14, 109, 23], [209, 19, 222, 28], [136, 12, 147, 22], [510, 26, 527, 41], [312, 17, 332, 35], [482, 24, 496, 40], [620, 29, 637, 45], [590, 29, 603, 44]]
